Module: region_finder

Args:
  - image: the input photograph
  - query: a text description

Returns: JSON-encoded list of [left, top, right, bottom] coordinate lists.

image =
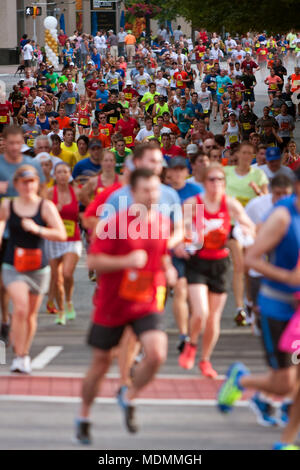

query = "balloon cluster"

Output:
[[44, 16, 59, 69]]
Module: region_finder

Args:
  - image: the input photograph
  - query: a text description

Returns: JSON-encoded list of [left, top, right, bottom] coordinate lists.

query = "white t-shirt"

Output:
[[155, 78, 169, 96], [134, 73, 151, 95], [231, 49, 246, 63], [225, 39, 237, 52], [135, 127, 154, 142], [198, 90, 212, 111], [174, 29, 182, 42], [23, 44, 33, 61], [209, 48, 223, 60], [117, 32, 127, 43]]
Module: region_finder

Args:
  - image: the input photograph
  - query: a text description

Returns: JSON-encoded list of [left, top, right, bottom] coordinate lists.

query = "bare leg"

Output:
[[128, 331, 167, 400], [173, 277, 189, 336], [7, 282, 30, 356], [240, 366, 298, 396], [62, 252, 79, 306], [118, 327, 139, 387], [201, 291, 227, 361], [80, 348, 113, 418], [24, 293, 44, 354], [281, 368, 300, 444], [188, 284, 209, 344], [228, 239, 244, 310]]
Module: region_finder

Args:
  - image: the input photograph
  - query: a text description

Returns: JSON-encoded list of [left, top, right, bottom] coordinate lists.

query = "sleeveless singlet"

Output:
[[225, 122, 239, 147], [53, 185, 81, 242], [77, 104, 90, 127], [4, 199, 47, 268], [95, 174, 119, 196], [194, 194, 231, 260]]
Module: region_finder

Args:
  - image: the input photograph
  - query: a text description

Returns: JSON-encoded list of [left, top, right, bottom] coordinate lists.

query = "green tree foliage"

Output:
[[168, 0, 300, 33]]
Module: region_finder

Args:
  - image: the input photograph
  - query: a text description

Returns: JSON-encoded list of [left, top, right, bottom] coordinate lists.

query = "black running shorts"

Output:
[[186, 256, 231, 293], [87, 313, 165, 351]]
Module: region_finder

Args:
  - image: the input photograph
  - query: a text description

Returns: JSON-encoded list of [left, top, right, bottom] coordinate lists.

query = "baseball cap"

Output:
[[88, 60, 93, 65], [89, 139, 102, 149], [70, 62, 75, 66], [266, 147, 281, 161], [168, 156, 188, 168], [126, 80, 132, 86], [186, 144, 198, 155]]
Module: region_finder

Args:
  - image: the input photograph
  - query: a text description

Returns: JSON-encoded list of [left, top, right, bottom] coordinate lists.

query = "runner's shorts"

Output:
[[186, 256, 231, 293], [45, 240, 83, 260], [2, 264, 50, 295], [172, 256, 186, 278], [88, 313, 165, 350], [260, 315, 296, 369]]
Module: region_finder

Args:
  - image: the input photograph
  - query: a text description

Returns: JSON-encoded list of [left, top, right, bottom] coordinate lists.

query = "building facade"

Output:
[[0, 0, 191, 64]]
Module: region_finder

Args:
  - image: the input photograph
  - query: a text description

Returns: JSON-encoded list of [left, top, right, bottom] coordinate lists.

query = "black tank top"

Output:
[[24, 105, 36, 117], [4, 199, 48, 268]]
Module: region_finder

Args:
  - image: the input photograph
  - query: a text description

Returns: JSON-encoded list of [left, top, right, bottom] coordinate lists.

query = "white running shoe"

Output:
[[10, 357, 23, 373], [22, 355, 32, 374]]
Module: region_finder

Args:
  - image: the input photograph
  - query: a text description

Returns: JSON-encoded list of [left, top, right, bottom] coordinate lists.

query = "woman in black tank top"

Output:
[[0, 164, 66, 374]]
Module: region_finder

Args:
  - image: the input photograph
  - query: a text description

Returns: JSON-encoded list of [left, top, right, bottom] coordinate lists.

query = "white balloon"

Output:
[[44, 16, 57, 30]]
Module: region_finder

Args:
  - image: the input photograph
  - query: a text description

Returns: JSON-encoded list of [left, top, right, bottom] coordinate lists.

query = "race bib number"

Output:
[[245, 47, 251, 52], [125, 93, 132, 100], [69, 98, 76, 104], [281, 122, 289, 129], [119, 270, 154, 303], [63, 219, 75, 238], [218, 87, 224, 94], [79, 118, 88, 126], [27, 138, 34, 147], [229, 135, 238, 143], [0, 116, 8, 123], [177, 81, 183, 86], [281, 47, 286, 52], [242, 122, 251, 130], [199, 52, 204, 57], [101, 128, 109, 135], [110, 117, 117, 124], [270, 84, 277, 90], [261, 50, 266, 55], [112, 78, 118, 85], [50, 83, 56, 89], [236, 196, 250, 207], [124, 135, 133, 144], [14, 247, 42, 272], [140, 80, 147, 86], [204, 109, 209, 114]]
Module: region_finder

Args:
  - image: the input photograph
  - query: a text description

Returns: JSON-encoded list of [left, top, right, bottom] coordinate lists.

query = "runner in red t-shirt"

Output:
[[122, 82, 139, 104], [194, 40, 206, 76], [0, 101, 13, 131], [174, 65, 188, 90], [89, 122, 110, 148], [75, 168, 177, 443], [115, 108, 139, 148], [97, 111, 114, 145]]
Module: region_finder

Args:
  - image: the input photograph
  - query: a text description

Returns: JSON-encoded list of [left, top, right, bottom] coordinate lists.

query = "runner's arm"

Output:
[[227, 196, 256, 239]]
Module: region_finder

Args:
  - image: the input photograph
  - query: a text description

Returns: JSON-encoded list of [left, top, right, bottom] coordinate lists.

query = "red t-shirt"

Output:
[[98, 123, 114, 144], [89, 210, 169, 326], [115, 117, 138, 147], [84, 181, 122, 218], [88, 131, 110, 148], [0, 101, 13, 124], [123, 87, 139, 103], [162, 122, 180, 136], [57, 116, 71, 130], [241, 59, 258, 74], [256, 48, 269, 61], [195, 46, 206, 61], [161, 145, 182, 158], [174, 71, 188, 89], [85, 79, 99, 96]]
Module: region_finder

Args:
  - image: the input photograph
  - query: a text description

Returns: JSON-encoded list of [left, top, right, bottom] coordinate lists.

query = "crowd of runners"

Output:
[[0, 27, 300, 450]]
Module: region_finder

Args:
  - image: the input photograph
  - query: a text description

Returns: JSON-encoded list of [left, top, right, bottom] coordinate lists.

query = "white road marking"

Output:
[[0, 395, 251, 407], [31, 347, 63, 370]]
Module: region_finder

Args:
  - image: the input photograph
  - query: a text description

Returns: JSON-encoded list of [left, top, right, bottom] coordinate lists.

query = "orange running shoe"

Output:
[[47, 301, 58, 314], [178, 343, 197, 369], [199, 360, 218, 379]]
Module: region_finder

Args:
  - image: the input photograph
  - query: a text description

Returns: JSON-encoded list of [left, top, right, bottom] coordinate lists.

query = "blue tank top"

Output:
[[259, 195, 300, 320]]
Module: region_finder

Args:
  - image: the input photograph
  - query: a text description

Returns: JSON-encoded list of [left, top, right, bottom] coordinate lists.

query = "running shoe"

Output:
[[177, 335, 190, 354], [22, 355, 32, 375], [65, 304, 76, 321], [273, 442, 300, 450], [0, 322, 10, 346], [277, 400, 292, 427], [178, 343, 197, 370], [10, 357, 23, 373], [249, 393, 277, 427], [74, 418, 91, 445], [217, 362, 249, 413], [46, 301, 58, 315], [88, 270, 96, 282], [55, 314, 66, 326], [234, 308, 247, 327], [199, 360, 218, 379], [116, 386, 138, 433]]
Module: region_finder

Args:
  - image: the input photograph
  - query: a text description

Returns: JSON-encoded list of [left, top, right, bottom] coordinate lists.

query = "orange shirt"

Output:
[[98, 123, 114, 145], [125, 34, 136, 45], [291, 73, 300, 92], [57, 116, 71, 130], [88, 131, 110, 148]]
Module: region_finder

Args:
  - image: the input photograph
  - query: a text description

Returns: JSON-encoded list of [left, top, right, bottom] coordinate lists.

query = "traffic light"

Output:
[[25, 6, 42, 17]]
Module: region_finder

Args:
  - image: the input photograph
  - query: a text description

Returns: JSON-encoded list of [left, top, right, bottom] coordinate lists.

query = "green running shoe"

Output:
[[273, 442, 300, 450], [55, 313, 66, 325], [66, 304, 76, 321], [217, 362, 249, 413]]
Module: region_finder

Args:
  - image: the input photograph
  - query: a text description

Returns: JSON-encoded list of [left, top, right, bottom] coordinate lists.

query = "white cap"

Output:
[[69, 62, 75, 66], [88, 60, 93, 65], [21, 144, 30, 153], [34, 152, 52, 163], [126, 80, 133, 86]]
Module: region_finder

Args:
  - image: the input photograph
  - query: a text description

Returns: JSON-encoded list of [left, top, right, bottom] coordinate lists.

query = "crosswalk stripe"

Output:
[[31, 346, 63, 370]]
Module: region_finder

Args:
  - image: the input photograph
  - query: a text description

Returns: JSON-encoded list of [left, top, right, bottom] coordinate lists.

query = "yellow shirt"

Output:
[[74, 150, 91, 163], [51, 149, 76, 168], [61, 142, 78, 155]]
